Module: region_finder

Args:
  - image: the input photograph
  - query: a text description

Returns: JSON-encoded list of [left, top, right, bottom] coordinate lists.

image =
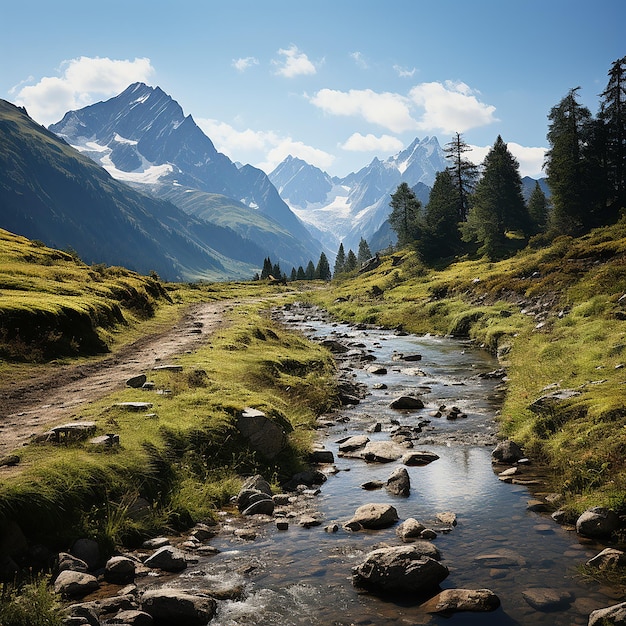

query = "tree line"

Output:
[[389, 56, 626, 261]]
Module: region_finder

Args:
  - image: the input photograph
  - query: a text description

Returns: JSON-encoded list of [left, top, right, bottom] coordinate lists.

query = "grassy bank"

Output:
[[308, 218, 626, 516]]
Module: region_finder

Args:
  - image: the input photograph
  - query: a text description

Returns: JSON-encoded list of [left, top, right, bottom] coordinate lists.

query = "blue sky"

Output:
[[1, 0, 623, 178]]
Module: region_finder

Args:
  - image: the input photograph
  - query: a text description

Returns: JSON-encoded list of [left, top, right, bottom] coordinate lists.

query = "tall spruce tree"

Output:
[[545, 88, 594, 234], [296, 266, 306, 280], [260, 257, 273, 280], [444, 132, 479, 222], [316, 252, 331, 280], [389, 182, 422, 246], [334, 242, 346, 276], [305, 260, 316, 280], [527, 181, 549, 233], [290, 267, 297, 281], [357, 238, 372, 265], [463, 136, 529, 258], [344, 249, 358, 272]]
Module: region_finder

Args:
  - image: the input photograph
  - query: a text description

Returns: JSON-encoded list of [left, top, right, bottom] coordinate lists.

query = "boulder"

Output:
[[352, 544, 448, 595], [576, 507, 620, 539], [309, 448, 334, 464], [126, 375, 147, 388], [141, 589, 216, 625], [396, 518, 426, 541], [70, 538, 100, 569], [436, 512, 457, 527], [345, 503, 399, 530], [105, 556, 136, 584], [491, 440, 524, 464], [587, 548, 626, 570], [362, 441, 405, 463], [386, 467, 411, 497], [421, 588, 500, 614], [402, 451, 440, 466], [237, 475, 275, 515], [589, 601, 626, 626], [57, 552, 89, 574], [242, 497, 275, 516], [282, 469, 327, 492], [144, 546, 187, 572], [390, 396, 425, 410], [236, 408, 288, 459], [338, 435, 370, 453], [107, 610, 153, 625], [54, 570, 99, 598], [521, 587, 573, 611]]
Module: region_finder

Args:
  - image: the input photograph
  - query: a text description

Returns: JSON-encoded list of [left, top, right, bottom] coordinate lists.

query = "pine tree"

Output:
[[422, 169, 462, 260], [545, 88, 594, 234], [333, 243, 346, 276], [316, 252, 331, 280], [357, 238, 372, 265], [463, 135, 529, 258], [344, 249, 358, 272], [527, 181, 549, 233], [305, 260, 316, 280], [290, 267, 297, 281], [272, 262, 281, 279], [260, 257, 272, 280], [389, 182, 422, 246], [296, 266, 306, 280], [444, 132, 479, 221]]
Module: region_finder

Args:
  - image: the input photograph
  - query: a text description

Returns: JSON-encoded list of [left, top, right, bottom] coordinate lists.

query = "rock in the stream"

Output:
[[420, 588, 501, 614], [436, 511, 457, 527], [576, 507, 620, 539], [352, 544, 447, 595], [143, 546, 187, 572], [587, 548, 626, 570], [390, 396, 425, 410], [107, 609, 153, 625], [236, 475, 275, 515], [386, 467, 410, 497], [104, 556, 136, 584], [309, 447, 334, 464], [402, 451, 440, 466], [396, 518, 426, 541], [338, 435, 369, 454], [521, 587, 573, 611], [345, 503, 399, 530], [54, 570, 99, 598], [362, 441, 406, 463], [57, 552, 89, 574], [141, 589, 216, 625], [589, 601, 626, 626], [491, 440, 524, 464]]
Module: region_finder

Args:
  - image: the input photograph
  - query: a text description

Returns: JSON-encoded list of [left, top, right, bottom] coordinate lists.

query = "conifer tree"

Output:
[[305, 260, 316, 280], [389, 182, 422, 246], [260, 257, 272, 280], [344, 249, 358, 272], [290, 267, 297, 281], [272, 262, 282, 279], [444, 132, 479, 221], [527, 181, 549, 233], [463, 136, 529, 258], [296, 266, 306, 280], [316, 252, 332, 280], [334, 243, 346, 276], [357, 238, 372, 265]]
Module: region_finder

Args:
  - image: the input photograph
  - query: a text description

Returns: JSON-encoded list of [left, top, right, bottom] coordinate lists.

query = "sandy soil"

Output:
[[0, 301, 229, 459]]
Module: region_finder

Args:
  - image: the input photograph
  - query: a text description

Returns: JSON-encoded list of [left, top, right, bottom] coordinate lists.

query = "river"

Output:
[[150, 303, 617, 625]]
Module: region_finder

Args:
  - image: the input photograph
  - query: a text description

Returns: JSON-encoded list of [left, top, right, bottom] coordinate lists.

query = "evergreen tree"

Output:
[[545, 88, 594, 234], [296, 266, 306, 280], [260, 257, 272, 280], [305, 260, 316, 280], [527, 181, 549, 233], [598, 56, 626, 214], [344, 249, 358, 272], [422, 169, 462, 260], [316, 252, 331, 280], [389, 182, 422, 246], [290, 267, 297, 281], [463, 136, 529, 258], [252, 272, 260, 281], [357, 238, 372, 265], [333, 242, 346, 276], [444, 132, 479, 221], [272, 262, 282, 278]]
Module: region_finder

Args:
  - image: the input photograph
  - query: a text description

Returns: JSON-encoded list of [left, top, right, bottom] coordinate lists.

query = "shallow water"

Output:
[[162, 306, 617, 625]]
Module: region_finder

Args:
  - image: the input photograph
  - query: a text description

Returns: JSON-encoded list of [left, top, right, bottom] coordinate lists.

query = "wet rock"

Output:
[[352, 544, 447, 595], [366, 365, 388, 375], [521, 587, 573, 611], [64, 603, 100, 626], [237, 475, 275, 515], [141, 537, 170, 549], [107, 609, 153, 625], [362, 441, 405, 463], [338, 435, 369, 453], [576, 507, 620, 539], [189, 523, 217, 542], [396, 518, 426, 541], [436, 512, 457, 527], [309, 448, 334, 464], [242, 497, 275, 516], [587, 548, 626, 570], [141, 589, 216, 625], [589, 601, 626, 625], [361, 480, 384, 490], [282, 469, 327, 491], [491, 440, 524, 464], [402, 451, 440, 466], [321, 339, 350, 353], [104, 556, 136, 584], [390, 396, 425, 410], [421, 528, 438, 540], [345, 503, 399, 530], [144, 546, 187, 572], [299, 515, 323, 528], [54, 570, 99, 598], [474, 549, 527, 568], [57, 552, 89, 574], [421, 588, 501, 614], [386, 467, 410, 497]]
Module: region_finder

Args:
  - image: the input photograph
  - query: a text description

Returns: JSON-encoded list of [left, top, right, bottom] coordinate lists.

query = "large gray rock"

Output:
[[362, 441, 406, 463], [345, 503, 399, 530], [107, 610, 153, 625], [421, 588, 501, 614], [521, 587, 573, 611], [492, 440, 524, 464], [386, 467, 410, 497], [396, 518, 426, 541], [352, 545, 448, 595], [587, 548, 626, 570], [144, 546, 187, 572], [57, 552, 89, 574], [589, 601, 626, 625], [141, 589, 216, 625], [104, 556, 136, 584], [338, 435, 370, 454], [576, 507, 620, 539], [390, 396, 425, 410], [236, 407, 290, 459], [237, 475, 275, 515], [402, 451, 440, 466], [54, 570, 99, 598]]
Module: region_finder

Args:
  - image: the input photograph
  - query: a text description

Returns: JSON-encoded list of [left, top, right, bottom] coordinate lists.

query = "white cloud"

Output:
[[468, 142, 546, 178], [409, 81, 498, 134], [273, 45, 316, 78], [341, 133, 404, 153], [310, 88, 416, 134], [13, 56, 155, 126], [232, 57, 259, 72], [350, 52, 369, 69], [196, 117, 334, 174], [393, 65, 416, 78]]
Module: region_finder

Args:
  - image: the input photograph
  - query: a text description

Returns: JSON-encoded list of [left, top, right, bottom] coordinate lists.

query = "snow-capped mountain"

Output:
[[49, 83, 323, 270], [268, 137, 447, 253]]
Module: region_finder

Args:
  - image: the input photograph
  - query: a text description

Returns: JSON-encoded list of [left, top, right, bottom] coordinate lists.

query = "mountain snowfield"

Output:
[[268, 137, 447, 253]]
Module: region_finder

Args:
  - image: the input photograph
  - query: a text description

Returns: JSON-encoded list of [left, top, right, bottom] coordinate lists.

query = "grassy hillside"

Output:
[[310, 217, 626, 516]]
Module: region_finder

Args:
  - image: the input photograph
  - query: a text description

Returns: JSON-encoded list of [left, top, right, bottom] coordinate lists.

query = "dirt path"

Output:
[[0, 300, 229, 458]]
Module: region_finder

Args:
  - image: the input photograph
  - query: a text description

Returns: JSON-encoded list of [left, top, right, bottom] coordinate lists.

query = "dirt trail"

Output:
[[0, 301, 229, 458]]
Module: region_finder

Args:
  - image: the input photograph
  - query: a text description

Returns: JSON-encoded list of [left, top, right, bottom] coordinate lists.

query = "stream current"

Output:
[[150, 304, 618, 625]]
